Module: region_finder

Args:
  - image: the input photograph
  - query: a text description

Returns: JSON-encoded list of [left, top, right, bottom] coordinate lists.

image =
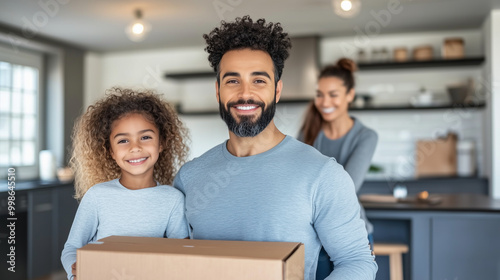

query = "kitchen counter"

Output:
[[364, 194, 500, 280], [0, 179, 73, 193], [360, 176, 489, 196], [362, 193, 500, 212]]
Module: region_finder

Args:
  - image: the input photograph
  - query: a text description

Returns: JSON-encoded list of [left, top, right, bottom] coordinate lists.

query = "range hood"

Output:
[[279, 36, 319, 101]]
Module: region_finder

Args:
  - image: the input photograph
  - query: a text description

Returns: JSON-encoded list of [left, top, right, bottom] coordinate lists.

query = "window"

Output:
[[0, 44, 42, 179]]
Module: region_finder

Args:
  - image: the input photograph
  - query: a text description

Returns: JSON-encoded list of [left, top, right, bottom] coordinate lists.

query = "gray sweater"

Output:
[[174, 136, 377, 280], [299, 118, 378, 234]]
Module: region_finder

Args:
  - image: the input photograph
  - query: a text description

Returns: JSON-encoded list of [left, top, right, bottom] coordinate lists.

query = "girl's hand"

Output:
[[72, 262, 77, 279]]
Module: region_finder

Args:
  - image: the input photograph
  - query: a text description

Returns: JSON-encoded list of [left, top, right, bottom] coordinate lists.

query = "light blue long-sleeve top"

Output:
[[60, 179, 189, 280], [174, 136, 377, 280]]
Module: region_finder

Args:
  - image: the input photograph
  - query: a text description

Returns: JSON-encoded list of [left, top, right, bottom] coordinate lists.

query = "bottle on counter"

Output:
[[457, 140, 476, 177], [39, 150, 57, 181], [380, 47, 390, 62], [357, 49, 367, 64]]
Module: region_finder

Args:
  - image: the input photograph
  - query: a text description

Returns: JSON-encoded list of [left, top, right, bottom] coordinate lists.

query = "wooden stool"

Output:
[[373, 243, 409, 280]]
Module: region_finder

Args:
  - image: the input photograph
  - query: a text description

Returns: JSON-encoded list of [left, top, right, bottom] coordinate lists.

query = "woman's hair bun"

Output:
[[336, 58, 358, 73]]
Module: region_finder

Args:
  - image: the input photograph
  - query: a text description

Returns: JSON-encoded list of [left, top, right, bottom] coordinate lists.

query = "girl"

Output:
[[298, 58, 378, 279], [61, 88, 190, 280]]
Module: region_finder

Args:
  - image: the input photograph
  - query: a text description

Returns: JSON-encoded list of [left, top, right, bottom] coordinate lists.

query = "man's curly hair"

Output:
[[203, 15, 292, 84], [70, 88, 189, 200]]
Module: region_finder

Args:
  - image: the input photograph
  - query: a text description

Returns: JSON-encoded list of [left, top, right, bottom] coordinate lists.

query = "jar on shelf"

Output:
[[357, 49, 367, 63], [393, 47, 408, 62], [442, 38, 464, 59], [371, 48, 380, 62], [380, 48, 390, 62], [413, 45, 434, 61]]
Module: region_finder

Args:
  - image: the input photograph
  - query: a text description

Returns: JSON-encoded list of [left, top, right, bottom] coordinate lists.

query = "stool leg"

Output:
[[389, 253, 403, 280]]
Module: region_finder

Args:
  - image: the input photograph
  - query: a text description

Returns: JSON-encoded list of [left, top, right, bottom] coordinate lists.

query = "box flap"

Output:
[[81, 236, 302, 261]]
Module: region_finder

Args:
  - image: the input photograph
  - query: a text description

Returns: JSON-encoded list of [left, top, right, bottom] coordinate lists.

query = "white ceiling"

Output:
[[0, 0, 498, 53]]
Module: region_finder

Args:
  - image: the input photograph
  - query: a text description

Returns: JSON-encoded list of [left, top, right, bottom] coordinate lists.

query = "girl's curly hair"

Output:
[[70, 88, 189, 200], [203, 15, 292, 83]]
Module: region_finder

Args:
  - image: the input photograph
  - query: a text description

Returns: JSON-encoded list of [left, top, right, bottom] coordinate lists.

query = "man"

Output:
[[174, 16, 377, 279]]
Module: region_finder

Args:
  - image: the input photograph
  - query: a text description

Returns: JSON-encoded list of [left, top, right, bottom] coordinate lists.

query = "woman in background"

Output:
[[298, 58, 378, 279]]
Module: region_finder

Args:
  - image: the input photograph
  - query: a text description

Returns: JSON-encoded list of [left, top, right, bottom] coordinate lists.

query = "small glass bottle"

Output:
[[357, 49, 367, 63]]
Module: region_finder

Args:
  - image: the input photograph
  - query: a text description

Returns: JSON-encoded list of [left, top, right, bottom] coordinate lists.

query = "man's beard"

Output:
[[219, 96, 276, 137]]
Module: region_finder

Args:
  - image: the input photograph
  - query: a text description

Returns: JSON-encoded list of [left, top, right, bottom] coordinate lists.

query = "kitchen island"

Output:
[[363, 193, 500, 280]]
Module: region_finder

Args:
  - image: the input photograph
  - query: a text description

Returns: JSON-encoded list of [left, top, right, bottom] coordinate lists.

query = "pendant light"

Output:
[[333, 0, 361, 18], [125, 9, 151, 42]]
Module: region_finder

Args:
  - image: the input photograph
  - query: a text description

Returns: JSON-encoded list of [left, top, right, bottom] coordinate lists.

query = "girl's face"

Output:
[[314, 76, 355, 123], [109, 113, 162, 185]]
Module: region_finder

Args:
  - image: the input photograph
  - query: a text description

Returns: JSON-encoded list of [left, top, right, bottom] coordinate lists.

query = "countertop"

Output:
[[0, 179, 73, 193], [3, 181, 500, 213], [361, 193, 500, 212]]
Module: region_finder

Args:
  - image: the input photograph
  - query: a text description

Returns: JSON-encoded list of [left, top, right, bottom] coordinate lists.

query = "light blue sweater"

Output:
[[60, 179, 189, 280], [174, 136, 377, 280]]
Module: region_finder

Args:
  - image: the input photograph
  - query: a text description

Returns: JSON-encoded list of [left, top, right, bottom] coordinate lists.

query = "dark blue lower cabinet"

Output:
[[431, 215, 500, 280], [367, 210, 500, 280]]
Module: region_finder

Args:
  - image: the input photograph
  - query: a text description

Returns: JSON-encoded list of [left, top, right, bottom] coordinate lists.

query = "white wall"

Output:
[[493, 11, 500, 198], [84, 46, 211, 108], [84, 28, 490, 180], [274, 103, 484, 180], [84, 52, 102, 108], [483, 10, 500, 198]]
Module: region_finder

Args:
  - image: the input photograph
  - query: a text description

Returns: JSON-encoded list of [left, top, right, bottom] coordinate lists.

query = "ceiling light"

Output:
[[125, 9, 151, 42], [340, 0, 353, 11], [132, 23, 144, 35], [333, 0, 361, 18]]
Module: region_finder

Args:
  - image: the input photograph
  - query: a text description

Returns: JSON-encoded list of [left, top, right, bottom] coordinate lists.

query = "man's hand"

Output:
[[72, 262, 77, 279]]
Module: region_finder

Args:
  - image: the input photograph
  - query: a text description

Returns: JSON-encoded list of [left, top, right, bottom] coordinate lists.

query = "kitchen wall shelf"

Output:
[[166, 57, 485, 80], [349, 102, 485, 111], [358, 57, 484, 70], [176, 101, 485, 115], [165, 71, 215, 80], [166, 57, 485, 79], [176, 109, 219, 116]]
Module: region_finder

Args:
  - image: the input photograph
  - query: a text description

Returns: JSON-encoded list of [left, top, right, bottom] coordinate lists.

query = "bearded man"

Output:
[[173, 15, 377, 280]]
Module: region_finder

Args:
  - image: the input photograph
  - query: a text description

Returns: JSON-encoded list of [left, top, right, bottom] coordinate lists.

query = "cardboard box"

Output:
[[415, 133, 457, 177], [77, 236, 304, 280]]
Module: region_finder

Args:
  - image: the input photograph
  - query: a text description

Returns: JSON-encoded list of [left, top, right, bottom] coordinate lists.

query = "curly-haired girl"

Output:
[[61, 88, 189, 280]]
